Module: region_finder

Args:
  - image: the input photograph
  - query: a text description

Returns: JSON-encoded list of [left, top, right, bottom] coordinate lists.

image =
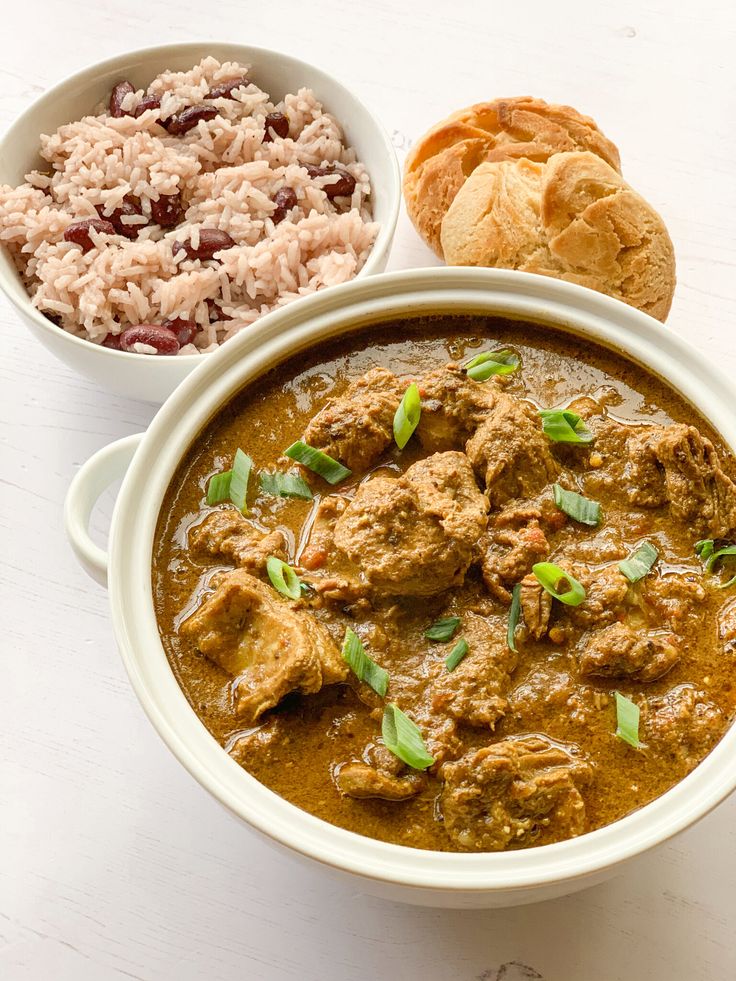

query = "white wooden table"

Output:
[[3, 1, 736, 977]]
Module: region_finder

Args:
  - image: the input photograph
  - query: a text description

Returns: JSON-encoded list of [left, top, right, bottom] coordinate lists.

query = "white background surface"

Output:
[[2, 1, 736, 978]]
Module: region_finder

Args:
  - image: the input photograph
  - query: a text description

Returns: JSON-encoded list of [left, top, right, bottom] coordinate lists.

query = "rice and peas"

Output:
[[0, 57, 378, 355]]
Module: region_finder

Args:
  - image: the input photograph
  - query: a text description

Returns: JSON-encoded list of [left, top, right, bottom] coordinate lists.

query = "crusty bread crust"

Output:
[[440, 151, 676, 322], [403, 97, 621, 256]]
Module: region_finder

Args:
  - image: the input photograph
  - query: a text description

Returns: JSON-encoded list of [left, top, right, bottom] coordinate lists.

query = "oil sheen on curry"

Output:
[[152, 316, 736, 852]]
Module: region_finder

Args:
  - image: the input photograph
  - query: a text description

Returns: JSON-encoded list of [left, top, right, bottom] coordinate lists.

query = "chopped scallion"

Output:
[[552, 483, 601, 526], [229, 449, 253, 513], [266, 555, 303, 600], [206, 470, 232, 506], [284, 440, 351, 485], [464, 349, 520, 381], [615, 691, 641, 749], [341, 627, 389, 697], [619, 541, 659, 583], [445, 637, 469, 672], [695, 539, 715, 562], [393, 382, 422, 450], [532, 562, 586, 606], [259, 470, 313, 500], [424, 616, 461, 642], [381, 703, 435, 771], [539, 409, 594, 444], [507, 582, 521, 653], [697, 540, 736, 588]]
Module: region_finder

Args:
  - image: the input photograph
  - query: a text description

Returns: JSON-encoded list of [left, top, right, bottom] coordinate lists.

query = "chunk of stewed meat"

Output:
[[480, 514, 551, 602], [334, 451, 488, 596], [719, 599, 736, 653], [335, 745, 426, 801], [440, 736, 592, 851], [626, 424, 736, 538], [430, 613, 517, 729], [301, 366, 404, 472], [579, 622, 680, 682], [519, 574, 553, 640], [466, 393, 559, 508], [642, 572, 706, 631], [180, 570, 347, 722], [642, 685, 723, 766], [566, 562, 631, 629], [415, 364, 497, 452], [190, 510, 287, 574]]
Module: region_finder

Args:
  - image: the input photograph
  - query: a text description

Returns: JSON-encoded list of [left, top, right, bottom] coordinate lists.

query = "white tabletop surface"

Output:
[[3, 0, 736, 977]]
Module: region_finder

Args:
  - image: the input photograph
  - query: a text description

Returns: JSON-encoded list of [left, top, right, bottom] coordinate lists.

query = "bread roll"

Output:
[[403, 97, 620, 256], [440, 151, 676, 322]]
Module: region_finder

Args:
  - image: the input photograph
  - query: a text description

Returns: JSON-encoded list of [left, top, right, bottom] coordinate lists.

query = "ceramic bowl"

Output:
[[64, 267, 736, 907], [0, 42, 400, 403]]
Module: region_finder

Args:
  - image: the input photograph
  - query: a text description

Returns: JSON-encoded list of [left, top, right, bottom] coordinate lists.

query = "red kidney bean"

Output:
[[161, 318, 197, 346], [101, 332, 122, 349], [165, 105, 218, 136], [173, 228, 236, 261], [118, 324, 180, 355], [63, 218, 116, 252], [271, 186, 298, 223], [207, 77, 249, 99], [306, 165, 356, 198], [109, 80, 135, 118], [44, 312, 62, 327], [151, 192, 184, 228], [304, 165, 356, 199], [262, 112, 289, 143], [95, 196, 144, 239], [134, 93, 162, 118]]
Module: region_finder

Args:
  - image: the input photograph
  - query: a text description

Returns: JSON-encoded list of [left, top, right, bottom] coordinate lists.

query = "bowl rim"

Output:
[[108, 266, 736, 893], [0, 40, 401, 362]]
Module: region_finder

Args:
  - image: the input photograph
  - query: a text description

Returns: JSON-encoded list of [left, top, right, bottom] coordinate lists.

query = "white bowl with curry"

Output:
[[65, 267, 736, 907]]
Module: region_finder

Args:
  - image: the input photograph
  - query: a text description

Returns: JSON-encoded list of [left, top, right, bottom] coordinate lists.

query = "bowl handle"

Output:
[[64, 433, 143, 588]]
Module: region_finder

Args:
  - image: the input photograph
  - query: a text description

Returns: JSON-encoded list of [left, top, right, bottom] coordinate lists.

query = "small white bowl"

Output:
[[65, 267, 736, 908], [0, 42, 400, 403]]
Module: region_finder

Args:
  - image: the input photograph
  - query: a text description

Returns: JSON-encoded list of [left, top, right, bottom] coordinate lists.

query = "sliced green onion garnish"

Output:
[[284, 440, 351, 485], [229, 448, 253, 512], [532, 562, 586, 606], [615, 691, 641, 749], [507, 582, 521, 653], [464, 349, 520, 381], [206, 470, 232, 505], [393, 382, 422, 450], [424, 616, 461, 642], [619, 541, 659, 583], [539, 409, 594, 444], [695, 539, 715, 562], [445, 637, 469, 672], [552, 483, 601, 526], [381, 703, 434, 771], [341, 627, 389, 697], [266, 555, 303, 600], [698, 542, 736, 587], [259, 470, 313, 500]]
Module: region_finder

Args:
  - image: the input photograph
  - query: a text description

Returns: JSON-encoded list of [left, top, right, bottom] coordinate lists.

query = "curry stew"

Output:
[[152, 316, 736, 852]]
